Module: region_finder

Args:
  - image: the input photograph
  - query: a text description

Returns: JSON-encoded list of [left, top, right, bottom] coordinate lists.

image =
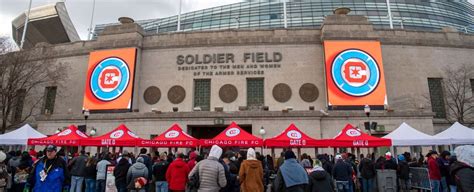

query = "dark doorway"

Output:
[[187, 124, 253, 139]]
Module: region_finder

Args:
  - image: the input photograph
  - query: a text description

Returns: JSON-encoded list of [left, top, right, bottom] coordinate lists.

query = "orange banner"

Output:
[[83, 48, 137, 111], [324, 41, 387, 107]]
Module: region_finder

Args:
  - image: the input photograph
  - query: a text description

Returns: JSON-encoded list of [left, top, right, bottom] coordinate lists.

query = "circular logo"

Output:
[[225, 128, 240, 137], [346, 129, 362, 137], [76, 130, 88, 138], [90, 57, 130, 101], [287, 130, 302, 139], [58, 129, 71, 136], [331, 49, 380, 96], [127, 131, 138, 138], [110, 130, 124, 139], [165, 130, 180, 138]]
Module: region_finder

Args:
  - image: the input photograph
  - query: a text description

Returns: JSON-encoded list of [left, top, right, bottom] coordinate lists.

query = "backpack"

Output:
[[187, 165, 200, 192]]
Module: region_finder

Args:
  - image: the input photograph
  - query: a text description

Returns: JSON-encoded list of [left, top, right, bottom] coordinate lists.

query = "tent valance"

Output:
[[200, 122, 263, 147], [81, 124, 145, 147], [141, 124, 199, 147], [264, 123, 326, 148], [326, 124, 391, 147], [28, 125, 88, 146]]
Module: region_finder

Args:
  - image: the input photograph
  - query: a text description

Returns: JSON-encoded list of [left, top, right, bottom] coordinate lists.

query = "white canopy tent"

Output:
[[383, 122, 449, 146], [435, 122, 474, 145], [0, 124, 46, 145]]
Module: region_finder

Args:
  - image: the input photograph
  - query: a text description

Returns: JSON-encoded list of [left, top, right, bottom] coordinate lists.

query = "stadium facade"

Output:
[[95, 0, 474, 35], [4, 1, 474, 154]]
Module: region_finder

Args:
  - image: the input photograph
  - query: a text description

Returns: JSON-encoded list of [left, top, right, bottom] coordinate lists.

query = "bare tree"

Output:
[[442, 64, 474, 124], [0, 36, 67, 133]]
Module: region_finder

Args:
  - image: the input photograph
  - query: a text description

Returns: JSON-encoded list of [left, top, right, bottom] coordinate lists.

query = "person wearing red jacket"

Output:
[[188, 151, 197, 170], [166, 152, 190, 192], [427, 151, 441, 192]]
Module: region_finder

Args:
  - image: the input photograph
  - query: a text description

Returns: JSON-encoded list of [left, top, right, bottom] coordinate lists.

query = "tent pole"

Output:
[[314, 147, 318, 158]]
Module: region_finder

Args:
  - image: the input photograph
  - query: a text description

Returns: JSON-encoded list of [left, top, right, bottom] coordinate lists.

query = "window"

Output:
[[427, 78, 446, 118], [42, 86, 57, 114], [12, 89, 26, 123], [247, 78, 264, 107], [471, 79, 474, 96], [193, 79, 211, 111]]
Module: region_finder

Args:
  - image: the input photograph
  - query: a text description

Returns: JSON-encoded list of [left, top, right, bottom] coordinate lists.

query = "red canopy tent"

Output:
[[325, 124, 392, 147], [28, 125, 89, 146], [264, 123, 326, 148], [141, 124, 199, 147], [201, 122, 263, 147], [81, 124, 145, 147]]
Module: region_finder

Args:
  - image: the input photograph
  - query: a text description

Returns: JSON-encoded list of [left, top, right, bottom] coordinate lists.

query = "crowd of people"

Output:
[[0, 144, 472, 192]]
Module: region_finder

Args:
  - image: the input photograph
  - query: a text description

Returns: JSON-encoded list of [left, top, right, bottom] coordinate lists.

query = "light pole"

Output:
[[83, 109, 90, 130], [259, 126, 266, 154], [89, 127, 96, 136]]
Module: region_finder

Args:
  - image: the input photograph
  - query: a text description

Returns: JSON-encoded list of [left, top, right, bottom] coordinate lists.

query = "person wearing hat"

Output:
[[114, 151, 131, 192], [26, 145, 70, 192], [188, 145, 227, 192], [308, 159, 333, 192], [239, 148, 263, 192], [427, 150, 441, 192], [332, 154, 353, 192], [273, 150, 309, 192], [450, 145, 474, 192], [127, 157, 149, 192], [397, 154, 410, 192]]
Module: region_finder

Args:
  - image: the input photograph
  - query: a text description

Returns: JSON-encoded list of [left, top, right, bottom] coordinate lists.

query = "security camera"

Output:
[[320, 109, 329, 116]]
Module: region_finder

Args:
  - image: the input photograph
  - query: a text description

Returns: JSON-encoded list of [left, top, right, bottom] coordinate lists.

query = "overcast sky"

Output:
[[0, 0, 242, 40], [1, 0, 473, 40]]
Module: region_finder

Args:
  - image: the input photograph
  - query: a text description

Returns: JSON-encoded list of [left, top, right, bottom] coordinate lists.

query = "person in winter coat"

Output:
[[127, 157, 149, 192], [26, 145, 70, 192], [332, 154, 353, 192], [0, 151, 9, 192], [300, 153, 312, 168], [96, 153, 112, 192], [188, 151, 198, 170], [188, 145, 227, 192], [166, 152, 190, 192], [114, 152, 131, 192], [222, 151, 239, 192], [276, 152, 285, 172], [427, 151, 441, 192], [68, 150, 88, 192], [308, 159, 333, 192], [359, 154, 376, 192], [397, 154, 410, 192], [153, 154, 169, 192], [450, 145, 474, 192], [437, 151, 450, 192], [138, 148, 153, 180], [447, 154, 458, 192], [273, 150, 309, 192], [12, 151, 33, 192], [239, 148, 263, 192], [84, 157, 97, 192]]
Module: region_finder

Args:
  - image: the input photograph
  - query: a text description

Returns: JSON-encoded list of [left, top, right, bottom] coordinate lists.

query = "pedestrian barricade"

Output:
[[409, 167, 431, 190], [376, 169, 397, 192]]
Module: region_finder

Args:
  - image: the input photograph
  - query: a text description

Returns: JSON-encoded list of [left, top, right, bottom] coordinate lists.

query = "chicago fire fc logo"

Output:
[[331, 49, 380, 97], [90, 57, 130, 101]]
